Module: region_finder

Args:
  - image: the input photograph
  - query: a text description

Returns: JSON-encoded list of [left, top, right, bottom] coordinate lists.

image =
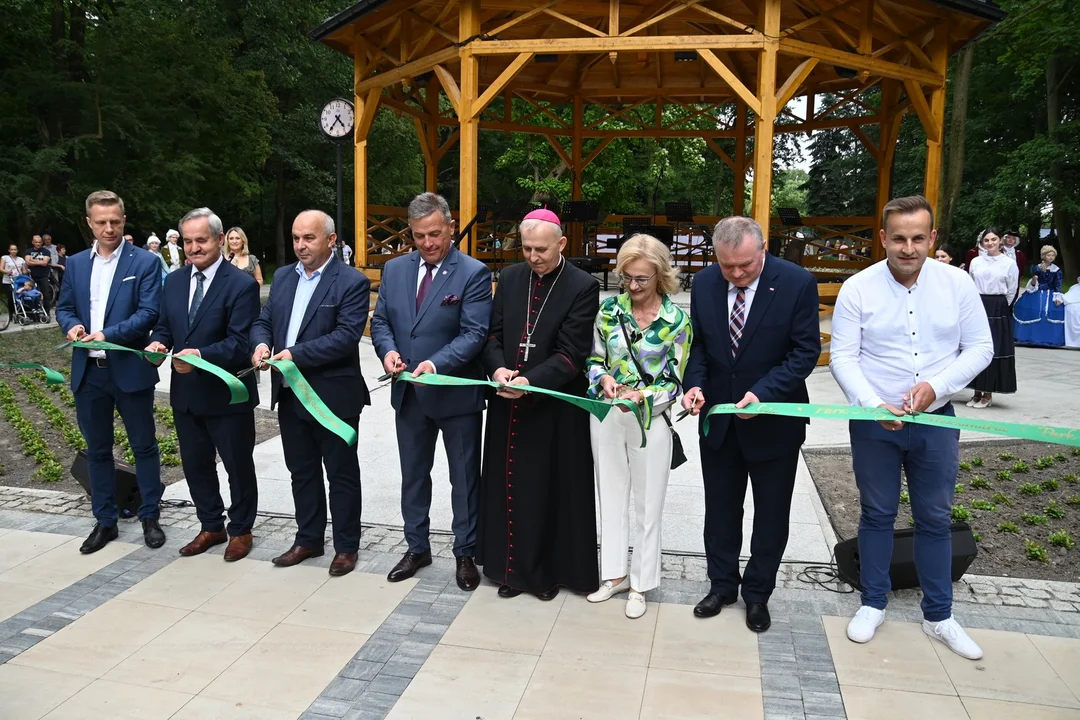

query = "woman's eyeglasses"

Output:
[[617, 273, 656, 287]]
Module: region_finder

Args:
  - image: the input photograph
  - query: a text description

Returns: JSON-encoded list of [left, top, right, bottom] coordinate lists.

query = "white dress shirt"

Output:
[[969, 254, 1019, 300], [188, 254, 224, 312], [830, 259, 994, 412], [725, 256, 766, 317], [415, 257, 444, 296], [89, 241, 125, 358]]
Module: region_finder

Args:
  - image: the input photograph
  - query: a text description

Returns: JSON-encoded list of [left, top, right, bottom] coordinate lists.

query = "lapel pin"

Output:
[[442, 270, 448, 275], [769, 287, 775, 292]]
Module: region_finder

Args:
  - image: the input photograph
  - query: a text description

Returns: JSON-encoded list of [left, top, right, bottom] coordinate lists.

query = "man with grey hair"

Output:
[[682, 215, 820, 632], [56, 190, 166, 553], [477, 207, 600, 601], [370, 192, 492, 590], [250, 209, 370, 576], [147, 207, 261, 562]]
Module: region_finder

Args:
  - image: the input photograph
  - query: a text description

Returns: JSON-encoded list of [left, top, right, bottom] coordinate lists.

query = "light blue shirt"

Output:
[[285, 257, 331, 349]]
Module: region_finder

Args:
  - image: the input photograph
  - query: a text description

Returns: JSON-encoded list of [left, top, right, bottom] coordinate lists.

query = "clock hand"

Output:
[[332, 115, 344, 129]]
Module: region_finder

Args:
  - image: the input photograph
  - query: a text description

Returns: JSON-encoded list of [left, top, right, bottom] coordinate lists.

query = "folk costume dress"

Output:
[[584, 293, 691, 592], [967, 254, 1018, 393], [1014, 263, 1066, 347], [477, 258, 601, 594]]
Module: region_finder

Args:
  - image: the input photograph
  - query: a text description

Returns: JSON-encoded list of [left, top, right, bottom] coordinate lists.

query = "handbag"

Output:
[[615, 312, 688, 470]]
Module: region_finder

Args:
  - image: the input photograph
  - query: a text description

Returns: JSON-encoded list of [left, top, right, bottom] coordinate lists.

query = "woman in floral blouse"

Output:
[[584, 233, 692, 619]]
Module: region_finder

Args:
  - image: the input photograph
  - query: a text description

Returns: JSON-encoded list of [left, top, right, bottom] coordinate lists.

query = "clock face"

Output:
[[320, 99, 355, 139]]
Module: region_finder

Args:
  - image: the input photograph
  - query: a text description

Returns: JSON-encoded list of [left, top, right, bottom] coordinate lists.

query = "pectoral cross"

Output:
[[519, 337, 536, 361]]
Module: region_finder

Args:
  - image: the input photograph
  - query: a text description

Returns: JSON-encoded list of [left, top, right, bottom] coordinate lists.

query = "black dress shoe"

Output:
[[456, 556, 480, 591], [387, 551, 432, 582], [693, 593, 737, 618], [142, 519, 166, 549], [746, 603, 771, 632], [498, 584, 523, 598], [80, 524, 118, 554], [535, 586, 559, 602]]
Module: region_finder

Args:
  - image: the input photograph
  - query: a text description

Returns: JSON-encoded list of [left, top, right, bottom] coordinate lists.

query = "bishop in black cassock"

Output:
[[477, 209, 600, 600]]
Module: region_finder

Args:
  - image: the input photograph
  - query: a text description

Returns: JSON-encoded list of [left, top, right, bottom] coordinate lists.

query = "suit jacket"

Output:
[[149, 260, 260, 415], [56, 242, 162, 394], [683, 254, 820, 461], [370, 246, 491, 419], [250, 257, 371, 420]]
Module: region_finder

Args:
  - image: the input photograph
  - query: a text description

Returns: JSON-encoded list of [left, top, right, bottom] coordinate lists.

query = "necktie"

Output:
[[416, 262, 435, 311], [189, 271, 205, 325], [729, 286, 746, 355]]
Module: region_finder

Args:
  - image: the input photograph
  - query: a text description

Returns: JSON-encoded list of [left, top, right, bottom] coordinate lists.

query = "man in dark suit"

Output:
[[682, 216, 820, 632], [250, 210, 370, 577], [56, 190, 166, 553], [146, 207, 260, 562], [370, 192, 491, 591]]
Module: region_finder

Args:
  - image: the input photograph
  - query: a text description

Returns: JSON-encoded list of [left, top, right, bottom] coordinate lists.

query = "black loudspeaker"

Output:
[[833, 523, 978, 591], [70, 449, 160, 517]]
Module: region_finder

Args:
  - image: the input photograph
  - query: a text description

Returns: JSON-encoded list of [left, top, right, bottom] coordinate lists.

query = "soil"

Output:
[[0, 326, 279, 495], [806, 440, 1080, 582]]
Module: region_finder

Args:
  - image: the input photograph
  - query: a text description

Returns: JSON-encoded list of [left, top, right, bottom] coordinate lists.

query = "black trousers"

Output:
[[278, 388, 362, 553], [701, 422, 800, 604], [174, 408, 258, 536]]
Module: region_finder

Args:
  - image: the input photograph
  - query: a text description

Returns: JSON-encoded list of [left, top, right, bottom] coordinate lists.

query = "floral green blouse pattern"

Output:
[[585, 293, 692, 429]]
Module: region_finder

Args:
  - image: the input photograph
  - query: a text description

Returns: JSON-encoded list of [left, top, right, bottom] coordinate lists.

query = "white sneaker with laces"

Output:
[[625, 591, 647, 619], [587, 577, 630, 603], [847, 606, 885, 643], [923, 616, 983, 660]]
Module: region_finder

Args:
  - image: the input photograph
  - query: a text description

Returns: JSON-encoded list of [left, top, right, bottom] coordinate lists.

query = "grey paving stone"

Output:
[[377, 613, 420, 636], [307, 697, 354, 717], [407, 622, 448, 644], [354, 640, 399, 664], [322, 677, 371, 702], [349, 691, 400, 714], [763, 695, 805, 718], [341, 659, 384, 682], [299, 713, 339, 720], [367, 674, 411, 696], [379, 660, 423, 679], [801, 691, 846, 716]]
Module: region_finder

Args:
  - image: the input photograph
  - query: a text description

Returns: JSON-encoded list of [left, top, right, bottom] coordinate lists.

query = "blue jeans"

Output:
[[75, 365, 162, 526], [850, 404, 960, 622]]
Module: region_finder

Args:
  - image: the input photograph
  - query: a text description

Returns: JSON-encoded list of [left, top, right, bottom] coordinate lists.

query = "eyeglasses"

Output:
[[617, 272, 656, 287]]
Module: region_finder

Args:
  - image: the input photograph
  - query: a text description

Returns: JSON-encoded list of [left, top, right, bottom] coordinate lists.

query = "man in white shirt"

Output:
[[830, 195, 993, 660]]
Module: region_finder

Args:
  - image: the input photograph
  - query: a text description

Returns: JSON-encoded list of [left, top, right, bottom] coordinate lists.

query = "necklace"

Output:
[[520, 260, 565, 362]]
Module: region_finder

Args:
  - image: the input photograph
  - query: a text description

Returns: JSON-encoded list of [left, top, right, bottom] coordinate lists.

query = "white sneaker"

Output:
[[847, 606, 885, 643], [625, 591, 647, 619], [923, 616, 983, 660], [587, 577, 630, 603]]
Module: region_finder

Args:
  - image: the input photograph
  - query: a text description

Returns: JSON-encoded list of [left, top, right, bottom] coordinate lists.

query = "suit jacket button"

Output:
[[731, 373, 736, 379]]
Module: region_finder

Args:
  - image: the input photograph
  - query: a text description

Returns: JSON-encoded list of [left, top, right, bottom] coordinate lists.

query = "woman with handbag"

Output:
[[584, 233, 692, 619]]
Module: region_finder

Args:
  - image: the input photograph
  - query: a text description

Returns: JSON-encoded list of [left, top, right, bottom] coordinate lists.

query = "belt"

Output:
[[91, 357, 109, 368]]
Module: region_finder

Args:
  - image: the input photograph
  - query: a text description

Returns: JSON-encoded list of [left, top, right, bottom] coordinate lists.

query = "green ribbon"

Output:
[[0, 363, 65, 385], [59, 340, 249, 405], [400, 373, 650, 448], [703, 402, 1080, 448], [263, 359, 358, 447]]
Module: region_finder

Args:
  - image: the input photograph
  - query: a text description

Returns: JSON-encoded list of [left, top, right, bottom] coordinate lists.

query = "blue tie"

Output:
[[189, 271, 205, 325]]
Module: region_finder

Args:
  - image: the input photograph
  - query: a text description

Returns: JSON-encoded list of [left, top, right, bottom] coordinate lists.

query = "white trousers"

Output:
[[590, 409, 672, 592]]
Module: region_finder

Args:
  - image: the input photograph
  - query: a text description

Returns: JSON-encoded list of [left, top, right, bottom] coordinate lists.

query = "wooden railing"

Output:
[[362, 207, 876, 281]]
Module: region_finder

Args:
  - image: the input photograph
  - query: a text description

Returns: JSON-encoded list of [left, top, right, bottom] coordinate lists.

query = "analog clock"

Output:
[[319, 98, 355, 140]]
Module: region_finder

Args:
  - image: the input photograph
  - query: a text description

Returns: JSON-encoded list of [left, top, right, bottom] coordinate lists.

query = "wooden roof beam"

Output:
[[776, 58, 819, 109], [903, 79, 941, 143], [468, 35, 764, 54], [779, 37, 942, 87], [475, 52, 535, 112], [620, 0, 702, 37], [544, 8, 607, 37], [433, 63, 462, 115], [698, 49, 761, 115]]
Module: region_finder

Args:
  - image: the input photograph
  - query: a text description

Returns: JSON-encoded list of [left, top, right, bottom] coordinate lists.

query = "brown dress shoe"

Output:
[[179, 530, 227, 557], [223, 534, 253, 562], [272, 544, 324, 567], [329, 552, 358, 576], [387, 551, 432, 582], [456, 556, 480, 591]]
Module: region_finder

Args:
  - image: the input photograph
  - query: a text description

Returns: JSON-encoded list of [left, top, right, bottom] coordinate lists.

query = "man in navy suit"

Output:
[[146, 207, 260, 562], [370, 193, 491, 591], [250, 210, 370, 577], [682, 216, 820, 632], [56, 190, 166, 554]]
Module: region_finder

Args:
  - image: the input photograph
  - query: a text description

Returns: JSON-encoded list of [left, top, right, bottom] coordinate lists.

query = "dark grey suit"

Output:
[[369, 246, 491, 556]]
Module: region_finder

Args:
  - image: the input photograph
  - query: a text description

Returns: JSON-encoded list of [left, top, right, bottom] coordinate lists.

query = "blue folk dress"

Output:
[[1013, 263, 1065, 347]]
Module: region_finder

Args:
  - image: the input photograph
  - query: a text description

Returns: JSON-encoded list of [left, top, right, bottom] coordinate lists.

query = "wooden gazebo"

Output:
[[312, 0, 1004, 278]]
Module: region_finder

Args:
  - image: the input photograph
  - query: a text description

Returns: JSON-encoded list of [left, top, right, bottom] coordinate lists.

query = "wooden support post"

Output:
[[425, 75, 441, 192], [873, 80, 903, 262], [751, 0, 780, 229], [922, 26, 949, 222], [458, 0, 480, 255], [734, 102, 747, 216], [353, 38, 368, 267]]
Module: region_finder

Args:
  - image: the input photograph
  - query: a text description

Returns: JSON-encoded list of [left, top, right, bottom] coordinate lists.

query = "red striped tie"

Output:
[[730, 287, 746, 355]]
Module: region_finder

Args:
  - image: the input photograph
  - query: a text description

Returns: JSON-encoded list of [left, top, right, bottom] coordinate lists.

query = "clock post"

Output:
[[319, 98, 355, 263]]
